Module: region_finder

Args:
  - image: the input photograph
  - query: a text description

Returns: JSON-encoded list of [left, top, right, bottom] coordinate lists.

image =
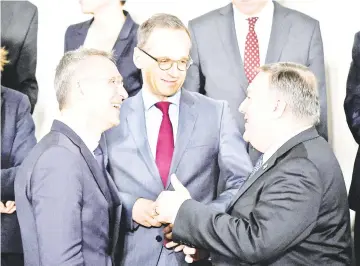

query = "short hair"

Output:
[[120, 1, 125, 5], [0, 47, 9, 71], [137, 13, 190, 49], [259, 62, 320, 125], [54, 47, 113, 110]]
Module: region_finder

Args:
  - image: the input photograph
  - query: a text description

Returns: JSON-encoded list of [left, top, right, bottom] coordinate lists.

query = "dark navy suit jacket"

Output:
[[1, 86, 36, 253], [64, 11, 142, 97]]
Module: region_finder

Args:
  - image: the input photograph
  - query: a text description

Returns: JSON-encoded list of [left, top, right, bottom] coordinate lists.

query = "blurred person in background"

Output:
[[65, 0, 142, 97]]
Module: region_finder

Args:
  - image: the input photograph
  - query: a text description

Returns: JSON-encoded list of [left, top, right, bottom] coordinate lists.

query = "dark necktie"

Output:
[[244, 17, 260, 84], [155, 102, 174, 187]]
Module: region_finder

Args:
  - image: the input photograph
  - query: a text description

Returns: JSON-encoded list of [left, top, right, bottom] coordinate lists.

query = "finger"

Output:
[[163, 223, 173, 234], [147, 217, 162, 227], [174, 245, 185, 252], [8, 206, 16, 214], [5, 201, 15, 208], [185, 254, 194, 263], [164, 231, 172, 240], [183, 246, 196, 255], [0, 202, 6, 211], [165, 241, 179, 249]]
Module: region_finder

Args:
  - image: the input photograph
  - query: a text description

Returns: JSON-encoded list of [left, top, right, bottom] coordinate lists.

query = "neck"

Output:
[[233, 0, 269, 16], [93, 3, 125, 27], [60, 109, 102, 141]]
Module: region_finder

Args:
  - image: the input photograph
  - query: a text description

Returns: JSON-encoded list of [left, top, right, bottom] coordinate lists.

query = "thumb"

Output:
[[171, 174, 190, 196]]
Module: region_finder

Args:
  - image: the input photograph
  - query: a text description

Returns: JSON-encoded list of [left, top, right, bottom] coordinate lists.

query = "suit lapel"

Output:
[[265, 2, 292, 64], [113, 11, 136, 63], [71, 19, 92, 50], [226, 127, 320, 212], [51, 120, 113, 205], [217, 4, 249, 93], [126, 94, 164, 188], [166, 91, 198, 189]]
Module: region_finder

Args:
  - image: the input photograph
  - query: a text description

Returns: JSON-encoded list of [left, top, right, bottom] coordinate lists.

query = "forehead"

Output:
[[77, 56, 119, 78], [247, 71, 269, 95], [145, 28, 191, 58]]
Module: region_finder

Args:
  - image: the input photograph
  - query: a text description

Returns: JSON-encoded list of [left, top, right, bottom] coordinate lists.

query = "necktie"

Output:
[[249, 155, 263, 177], [155, 102, 174, 187], [244, 17, 260, 84]]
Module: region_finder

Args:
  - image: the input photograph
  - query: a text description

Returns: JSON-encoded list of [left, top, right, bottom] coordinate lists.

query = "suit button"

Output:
[[156, 235, 162, 242]]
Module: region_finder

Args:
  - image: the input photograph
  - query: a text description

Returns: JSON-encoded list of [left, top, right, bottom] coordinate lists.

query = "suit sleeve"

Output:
[[173, 158, 322, 264], [344, 32, 360, 144], [209, 102, 252, 211], [16, 6, 38, 113], [183, 21, 203, 93], [30, 147, 84, 265], [1, 95, 36, 200], [307, 21, 328, 140]]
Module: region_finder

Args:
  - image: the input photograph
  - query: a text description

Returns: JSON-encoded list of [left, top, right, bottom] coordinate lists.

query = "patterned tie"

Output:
[[249, 155, 263, 178], [244, 17, 260, 84], [155, 102, 174, 187]]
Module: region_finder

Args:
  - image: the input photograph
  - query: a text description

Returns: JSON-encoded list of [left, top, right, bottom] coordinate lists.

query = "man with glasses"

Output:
[[104, 13, 252, 266], [15, 48, 128, 266]]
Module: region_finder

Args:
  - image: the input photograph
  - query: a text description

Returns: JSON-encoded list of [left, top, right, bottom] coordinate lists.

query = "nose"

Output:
[[239, 98, 247, 114], [167, 63, 181, 77], [118, 85, 128, 100]]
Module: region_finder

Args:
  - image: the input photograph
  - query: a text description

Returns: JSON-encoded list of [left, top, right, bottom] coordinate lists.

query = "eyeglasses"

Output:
[[138, 47, 193, 71]]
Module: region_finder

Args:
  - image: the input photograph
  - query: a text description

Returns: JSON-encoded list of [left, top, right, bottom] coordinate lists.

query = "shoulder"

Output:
[[276, 2, 319, 27], [182, 90, 227, 113], [2, 86, 30, 111], [65, 19, 91, 36], [189, 4, 228, 30]]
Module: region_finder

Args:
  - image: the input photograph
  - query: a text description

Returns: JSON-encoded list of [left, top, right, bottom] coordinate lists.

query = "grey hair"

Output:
[[259, 62, 320, 125], [137, 13, 190, 49], [54, 47, 113, 110]]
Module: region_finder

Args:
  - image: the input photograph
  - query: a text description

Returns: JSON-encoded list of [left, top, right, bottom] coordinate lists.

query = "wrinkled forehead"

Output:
[[144, 28, 191, 59], [76, 56, 119, 79], [247, 71, 270, 95]]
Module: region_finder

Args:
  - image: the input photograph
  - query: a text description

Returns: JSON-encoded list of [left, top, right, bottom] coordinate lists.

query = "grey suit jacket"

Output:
[[173, 128, 352, 266], [1, 0, 38, 113], [15, 120, 122, 266], [1, 86, 36, 253], [185, 1, 327, 162], [104, 89, 252, 266]]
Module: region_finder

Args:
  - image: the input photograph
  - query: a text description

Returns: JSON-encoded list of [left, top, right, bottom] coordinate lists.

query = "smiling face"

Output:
[[77, 56, 128, 131], [134, 28, 191, 99]]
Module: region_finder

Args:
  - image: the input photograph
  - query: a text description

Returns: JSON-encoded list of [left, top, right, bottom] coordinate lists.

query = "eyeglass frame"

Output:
[[137, 47, 193, 71]]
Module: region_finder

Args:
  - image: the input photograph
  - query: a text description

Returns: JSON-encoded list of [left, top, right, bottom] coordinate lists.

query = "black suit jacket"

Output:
[[64, 11, 142, 97], [1, 86, 36, 253], [173, 128, 352, 265], [15, 120, 122, 265], [344, 31, 360, 212], [1, 1, 38, 113]]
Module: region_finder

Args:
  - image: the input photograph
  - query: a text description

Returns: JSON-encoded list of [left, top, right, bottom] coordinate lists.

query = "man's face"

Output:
[[77, 56, 128, 131], [79, 0, 112, 14], [239, 72, 275, 151], [137, 28, 191, 99], [232, 0, 268, 15]]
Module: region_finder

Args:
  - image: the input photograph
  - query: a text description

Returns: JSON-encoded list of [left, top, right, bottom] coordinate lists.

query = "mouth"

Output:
[[112, 104, 121, 109], [161, 79, 177, 84]]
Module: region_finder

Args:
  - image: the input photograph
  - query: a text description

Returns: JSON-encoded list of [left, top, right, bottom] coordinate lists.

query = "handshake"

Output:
[[132, 174, 208, 263]]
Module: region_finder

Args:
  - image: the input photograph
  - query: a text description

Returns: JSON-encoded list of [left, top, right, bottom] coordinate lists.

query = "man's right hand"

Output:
[[132, 198, 162, 228], [0, 201, 16, 214]]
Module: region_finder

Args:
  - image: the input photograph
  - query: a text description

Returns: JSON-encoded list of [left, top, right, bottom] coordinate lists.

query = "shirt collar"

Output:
[[262, 125, 313, 164], [233, 0, 274, 21], [58, 114, 100, 153], [142, 86, 182, 111]]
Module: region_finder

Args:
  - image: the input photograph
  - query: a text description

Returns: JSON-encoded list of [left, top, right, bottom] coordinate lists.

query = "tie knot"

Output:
[[247, 17, 259, 28], [155, 101, 171, 115]]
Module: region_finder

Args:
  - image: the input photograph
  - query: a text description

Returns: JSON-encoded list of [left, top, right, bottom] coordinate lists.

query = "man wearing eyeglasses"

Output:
[[103, 13, 252, 266]]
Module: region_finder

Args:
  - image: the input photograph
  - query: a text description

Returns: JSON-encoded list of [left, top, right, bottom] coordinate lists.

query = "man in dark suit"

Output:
[[15, 48, 128, 265], [1, 0, 38, 113], [155, 62, 352, 265], [1, 48, 37, 266], [184, 0, 327, 164], [344, 31, 360, 265]]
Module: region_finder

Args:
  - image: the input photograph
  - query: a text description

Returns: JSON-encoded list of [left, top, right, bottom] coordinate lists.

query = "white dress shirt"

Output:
[[58, 115, 100, 155], [262, 126, 313, 164], [233, 0, 274, 66], [142, 87, 181, 159]]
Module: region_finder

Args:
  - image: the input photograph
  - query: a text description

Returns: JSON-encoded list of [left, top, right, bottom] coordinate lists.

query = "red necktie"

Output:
[[155, 102, 174, 187], [244, 17, 260, 84]]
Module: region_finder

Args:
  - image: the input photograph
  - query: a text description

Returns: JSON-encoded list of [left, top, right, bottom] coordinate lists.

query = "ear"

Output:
[[273, 98, 286, 119], [133, 47, 144, 69]]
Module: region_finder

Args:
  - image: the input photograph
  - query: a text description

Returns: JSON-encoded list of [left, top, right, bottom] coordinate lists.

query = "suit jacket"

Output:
[[172, 128, 352, 266], [104, 89, 252, 266], [344, 31, 360, 212], [184, 1, 328, 163], [15, 120, 122, 266], [1, 0, 38, 113], [1, 86, 36, 253], [64, 11, 142, 97]]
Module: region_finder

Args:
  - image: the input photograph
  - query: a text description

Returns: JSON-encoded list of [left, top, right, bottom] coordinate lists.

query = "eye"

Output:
[[159, 58, 171, 63]]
